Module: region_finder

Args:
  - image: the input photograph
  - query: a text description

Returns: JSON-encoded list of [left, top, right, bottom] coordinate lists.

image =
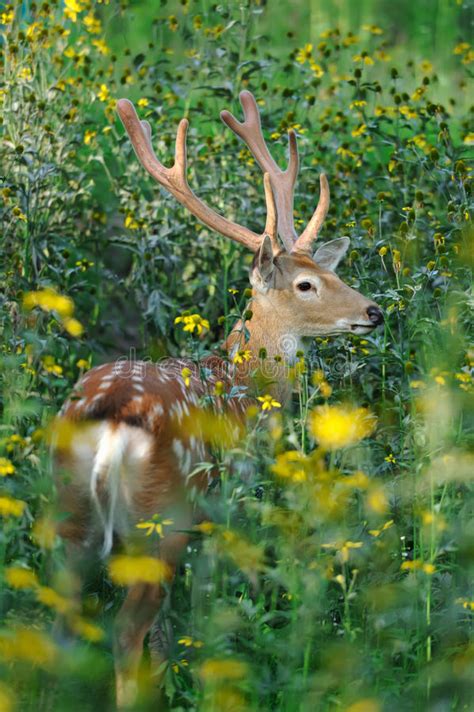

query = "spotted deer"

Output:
[[54, 91, 383, 708]]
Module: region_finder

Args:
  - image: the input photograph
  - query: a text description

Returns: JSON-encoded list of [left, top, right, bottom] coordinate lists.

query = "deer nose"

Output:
[[367, 305, 384, 326]]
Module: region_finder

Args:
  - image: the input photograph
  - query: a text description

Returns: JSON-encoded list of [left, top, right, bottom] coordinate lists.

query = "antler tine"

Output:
[[262, 172, 278, 252], [221, 90, 299, 252], [117, 98, 275, 253], [291, 174, 330, 254]]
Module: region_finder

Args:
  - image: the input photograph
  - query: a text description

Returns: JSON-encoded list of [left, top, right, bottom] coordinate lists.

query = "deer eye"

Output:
[[297, 281, 312, 292]]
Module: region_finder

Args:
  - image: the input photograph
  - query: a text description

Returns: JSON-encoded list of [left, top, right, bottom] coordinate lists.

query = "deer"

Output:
[[53, 90, 383, 708]]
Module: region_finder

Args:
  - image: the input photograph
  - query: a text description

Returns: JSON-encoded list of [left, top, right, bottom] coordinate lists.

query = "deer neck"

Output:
[[222, 294, 303, 405]]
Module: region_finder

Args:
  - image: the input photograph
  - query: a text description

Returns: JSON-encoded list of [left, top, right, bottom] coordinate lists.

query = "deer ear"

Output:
[[313, 237, 350, 272], [251, 235, 275, 292]]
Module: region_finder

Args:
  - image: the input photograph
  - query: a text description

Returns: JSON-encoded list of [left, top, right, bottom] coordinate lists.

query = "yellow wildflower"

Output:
[[70, 616, 104, 642], [322, 540, 363, 564], [309, 60, 324, 78], [97, 84, 110, 102], [453, 42, 470, 55], [353, 53, 374, 65], [36, 586, 72, 615], [362, 24, 383, 35], [174, 313, 210, 335], [124, 214, 139, 229], [136, 516, 174, 538], [178, 636, 203, 648], [257, 394, 281, 411], [368, 519, 394, 537], [272, 450, 308, 483], [296, 43, 313, 64], [64, 0, 86, 22], [310, 404, 376, 450], [109, 555, 171, 586], [351, 123, 367, 138], [0, 10, 14, 25], [32, 517, 57, 549], [0, 628, 57, 667], [76, 358, 89, 370], [401, 560, 435, 574], [84, 129, 97, 145], [23, 288, 74, 318], [137, 98, 149, 108], [200, 658, 248, 681], [5, 567, 39, 590], [92, 38, 109, 55], [0, 458, 15, 477], [83, 11, 101, 34], [0, 496, 26, 518], [233, 349, 252, 364], [63, 317, 84, 337], [195, 521, 216, 535], [181, 367, 192, 387]]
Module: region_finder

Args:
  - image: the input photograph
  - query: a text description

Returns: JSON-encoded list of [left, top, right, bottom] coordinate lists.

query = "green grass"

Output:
[[0, 1, 473, 710]]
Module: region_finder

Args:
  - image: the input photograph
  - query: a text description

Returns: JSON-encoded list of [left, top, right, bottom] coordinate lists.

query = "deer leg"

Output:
[[113, 531, 189, 709]]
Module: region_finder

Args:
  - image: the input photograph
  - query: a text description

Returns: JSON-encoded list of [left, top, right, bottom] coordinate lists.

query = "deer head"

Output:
[[116, 91, 383, 351]]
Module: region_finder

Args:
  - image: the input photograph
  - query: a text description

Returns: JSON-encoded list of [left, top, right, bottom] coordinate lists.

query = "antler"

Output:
[[221, 90, 330, 255], [116, 99, 278, 253]]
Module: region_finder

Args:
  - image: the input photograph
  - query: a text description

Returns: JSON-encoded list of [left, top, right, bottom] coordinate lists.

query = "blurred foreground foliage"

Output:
[[0, 0, 473, 710]]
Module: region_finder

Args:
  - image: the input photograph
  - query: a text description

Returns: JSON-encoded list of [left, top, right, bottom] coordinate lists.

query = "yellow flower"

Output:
[[0, 10, 14, 25], [181, 367, 192, 387], [309, 60, 324, 78], [109, 555, 171, 586], [0, 496, 26, 518], [200, 658, 248, 682], [351, 123, 367, 138], [70, 616, 104, 642], [213, 380, 225, 397], [63, 317, 84, 337], [463, 132, 474, 145], [233, 349, 252, 364], [0, 458, 15, 477], [137, 98, 149, 108], [310, 404, 376, 450], [272, 450, 308, 483], [136, 516, 174, 538], [401, 560, 435, 575], [178, 636, 203, 648], [368, 519, 394, 537], [322, 540, 363, 563], [349, 100, 367, 109], [5, 567, 39, 590], [353, 53, 374, 65], [84, 129, 97, 145], [362, 24, 383, 35], [168, 14, 178, 31], [124, 214, 139, 229], [453, 42, 470, 55], [36, 586, 72, 615], [174, 313, 210, 335], [385, 453, 396, 463], [32, 517, 57, 549], [295, 43, 313, 64], [420, 60, 433, 73], [97, 84, 110, 102], [76, 358, 89, 370], [83, 11, 101, 34], [92, 38, 109, 55], [195, 521, 216, 535], [64, 0, 86, 22], [23, 288, 74, 318], [257, 394, 281, 411], [366, 486, 388, 514], [0, 628, 57, 667]]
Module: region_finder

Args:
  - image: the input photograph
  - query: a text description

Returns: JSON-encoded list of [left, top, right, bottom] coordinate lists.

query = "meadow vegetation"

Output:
[[0, 1, 473, 710]]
